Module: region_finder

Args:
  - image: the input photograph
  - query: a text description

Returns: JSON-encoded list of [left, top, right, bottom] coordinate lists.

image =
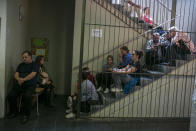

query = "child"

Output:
[[96, 55, 116, 93]]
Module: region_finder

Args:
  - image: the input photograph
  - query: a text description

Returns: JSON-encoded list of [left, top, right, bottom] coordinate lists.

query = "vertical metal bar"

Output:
[[170, 0, 177, 27], [77, 0, 87, 119], [183, 0, 193, 117], [102, 0, 108, 118], [187, 0, 196, 116]]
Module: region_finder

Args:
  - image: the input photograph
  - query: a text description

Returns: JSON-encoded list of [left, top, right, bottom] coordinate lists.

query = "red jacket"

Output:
[[88, 74, 96, 87]]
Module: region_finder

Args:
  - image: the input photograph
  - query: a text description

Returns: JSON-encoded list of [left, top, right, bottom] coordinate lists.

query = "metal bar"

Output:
[[76, 0, 87, 119], [170, 0, 177, 27]]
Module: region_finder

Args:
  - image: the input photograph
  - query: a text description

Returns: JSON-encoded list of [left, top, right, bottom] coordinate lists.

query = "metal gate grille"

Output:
[[71, 0, 196, 119]]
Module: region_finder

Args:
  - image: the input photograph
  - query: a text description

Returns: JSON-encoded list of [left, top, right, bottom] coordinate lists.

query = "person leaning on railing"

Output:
[[171, 27, 196, 57], [161, 27, 196, 61], [159, 29, 176, 65]]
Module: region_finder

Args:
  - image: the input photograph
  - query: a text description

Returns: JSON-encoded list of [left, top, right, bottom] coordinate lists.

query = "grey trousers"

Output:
[[112, 73, 131, 89]]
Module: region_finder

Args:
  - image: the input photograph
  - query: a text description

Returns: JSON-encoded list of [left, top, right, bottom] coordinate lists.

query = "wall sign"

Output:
[[92, 29, 103, 38], [31, 38, 49, 61]]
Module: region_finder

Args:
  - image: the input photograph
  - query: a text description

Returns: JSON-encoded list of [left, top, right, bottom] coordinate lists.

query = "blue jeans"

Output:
[[124, 76, 139, 94]]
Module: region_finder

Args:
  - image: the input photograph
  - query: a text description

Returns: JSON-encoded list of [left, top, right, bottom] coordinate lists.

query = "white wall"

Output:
[[5, 0, 30, 94], [0, 0, 7, 119]]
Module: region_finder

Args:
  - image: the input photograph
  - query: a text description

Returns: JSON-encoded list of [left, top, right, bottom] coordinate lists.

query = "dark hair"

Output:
[[120, 46, 129, 53], [35, 55, 44, 66], [22, 51, 32, 58], [82, 67, 89, 72], [82, 67, 90, 76], [143, 7, 150, 12], [82, 71, 89, 80], [107, 55, 113, 61], [134, 50, 143, 59]]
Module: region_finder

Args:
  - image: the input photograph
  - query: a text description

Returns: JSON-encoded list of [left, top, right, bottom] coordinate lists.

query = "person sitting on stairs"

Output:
[[119, 46, 132, 69], [82, 67, 96, 87], [96, 55, 117, 93], [65, 71, 99, 118], [111, 50, 143, 94], [146, 33, 163, 67]]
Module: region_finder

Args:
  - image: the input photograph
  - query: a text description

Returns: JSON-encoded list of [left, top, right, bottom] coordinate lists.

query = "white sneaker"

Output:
[[67, 96, 72, 109], [97, 87, 103, 92], [104, 88, 109, 93], [65, 113, 75, 118], [111, 88, 123, 92], [66, 109, 72, 114]]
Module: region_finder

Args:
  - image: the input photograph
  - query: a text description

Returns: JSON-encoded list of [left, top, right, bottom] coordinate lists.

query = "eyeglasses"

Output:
[[22, 56, 29, 59]]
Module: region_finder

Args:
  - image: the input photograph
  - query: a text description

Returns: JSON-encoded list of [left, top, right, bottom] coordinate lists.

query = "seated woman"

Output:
[[65, 71, 99, 118], [112, 50, 143, 94], [171, 27, 195, 59], [119, 46, 132, 69], [96, 55, 116, 93], [141, 7, 156, 27], [123, 50, 143, 94], [35, 55, 55, 107], [82, 67, 96, 87]]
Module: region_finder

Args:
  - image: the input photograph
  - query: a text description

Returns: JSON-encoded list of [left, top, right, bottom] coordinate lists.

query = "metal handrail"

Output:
[[155, 0, 172, 12]]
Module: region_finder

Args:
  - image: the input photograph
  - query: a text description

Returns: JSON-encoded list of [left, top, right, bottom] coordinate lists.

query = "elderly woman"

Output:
[[170, 27, 195, 54]]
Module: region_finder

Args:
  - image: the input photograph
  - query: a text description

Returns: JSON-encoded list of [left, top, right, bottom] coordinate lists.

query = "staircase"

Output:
[[89, 55, 196, 118], [72, 0, 196, 119], [92, 0, 152, 39]]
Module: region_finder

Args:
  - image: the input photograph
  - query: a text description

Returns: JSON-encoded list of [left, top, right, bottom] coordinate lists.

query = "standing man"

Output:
[[7, 51, 39, 124]]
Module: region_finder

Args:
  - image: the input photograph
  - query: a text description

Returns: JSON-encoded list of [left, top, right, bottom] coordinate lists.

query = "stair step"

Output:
[[147, 70, 165, 75], [90, 105, 105, 113], [140, 77, 153, 86], [150, 64, 176, 73], [187, 54, 196, 61], [175, 60, 187, 67]]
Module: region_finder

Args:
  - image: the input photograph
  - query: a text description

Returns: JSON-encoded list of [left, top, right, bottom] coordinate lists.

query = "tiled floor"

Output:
[[0, 96, 190, 131]]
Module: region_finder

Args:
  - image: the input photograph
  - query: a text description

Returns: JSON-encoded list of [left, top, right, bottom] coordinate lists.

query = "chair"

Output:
[[18, 87, 45, 116], [34, 87, 45, 116]]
